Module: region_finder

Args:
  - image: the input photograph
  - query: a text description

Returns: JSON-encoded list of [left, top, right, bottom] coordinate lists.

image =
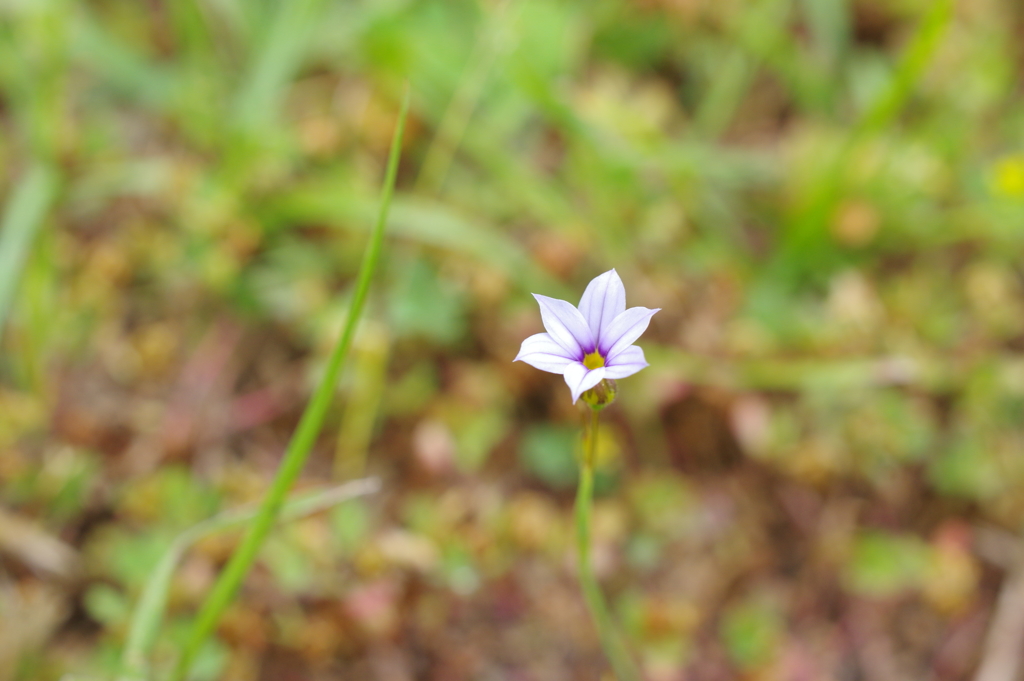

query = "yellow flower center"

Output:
[[582, 351, 605, 370]]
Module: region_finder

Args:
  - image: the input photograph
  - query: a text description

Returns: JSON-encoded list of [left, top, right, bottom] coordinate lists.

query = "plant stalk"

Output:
[[169, 86, 409, 681], [574, 407, 642, 681]]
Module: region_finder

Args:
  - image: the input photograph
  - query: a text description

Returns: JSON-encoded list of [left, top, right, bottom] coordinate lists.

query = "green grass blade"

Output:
[[857, 0, 953, 135], [768, 0, 953, 285], [0, 163, 58, 342], [232, 0, 323, 130], [71, 11, 176, 110], [117, 478, 380, 681], [263, 189, 565, 297], [414, 0, 516, 195], [169, 87, 410, 681]]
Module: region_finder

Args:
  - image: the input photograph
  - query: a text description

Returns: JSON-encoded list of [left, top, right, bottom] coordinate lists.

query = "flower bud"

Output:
[[581, 379, 618, 410]]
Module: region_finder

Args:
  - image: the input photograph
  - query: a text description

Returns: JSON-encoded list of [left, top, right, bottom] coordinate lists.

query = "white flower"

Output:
[[514, 269, 659, 403]]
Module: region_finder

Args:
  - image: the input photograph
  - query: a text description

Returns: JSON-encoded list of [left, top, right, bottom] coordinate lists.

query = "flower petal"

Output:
[[599, 306, 660, 358], [578, 269, 626, 342], [603, 345, 649, 379], [533, 294, 594, 357], [563, 362, 606, 404], [514, 333, 577, 373]]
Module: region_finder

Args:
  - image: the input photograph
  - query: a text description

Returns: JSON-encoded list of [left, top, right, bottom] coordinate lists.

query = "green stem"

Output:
[[169, 87, 409, 681], [574, 407, 642, 681], [0, 163, 57, 343]]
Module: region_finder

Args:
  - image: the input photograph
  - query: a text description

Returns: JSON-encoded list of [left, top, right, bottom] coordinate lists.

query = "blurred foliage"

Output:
[[1, 0, 1023, 678]]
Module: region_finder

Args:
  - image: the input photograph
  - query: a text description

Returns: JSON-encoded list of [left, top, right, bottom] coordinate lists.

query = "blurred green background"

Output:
[[2, 0, 1023, 678]]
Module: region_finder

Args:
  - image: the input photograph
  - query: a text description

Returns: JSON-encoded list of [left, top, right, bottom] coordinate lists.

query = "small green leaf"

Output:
[[389, 258, 466, 344], [331, 499, 370, 554], [519, 424, 578, 489], [845, 531, 931, 597], [84, 584, 130, 627], [720, 598, 783, 670]]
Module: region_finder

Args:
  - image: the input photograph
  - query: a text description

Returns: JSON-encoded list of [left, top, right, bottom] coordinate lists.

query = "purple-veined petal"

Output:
[[578, 269, 626, 342], [598, 306, 660, 358], [533, 294, 594, 357], [603, 345, 649, 379], [514, 333, 577, 374], [563, 362, 606, 404]]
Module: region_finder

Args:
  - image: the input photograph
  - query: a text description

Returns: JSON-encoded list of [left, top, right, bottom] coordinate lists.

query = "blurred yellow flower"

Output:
[[990, 154, 1024, 198]]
